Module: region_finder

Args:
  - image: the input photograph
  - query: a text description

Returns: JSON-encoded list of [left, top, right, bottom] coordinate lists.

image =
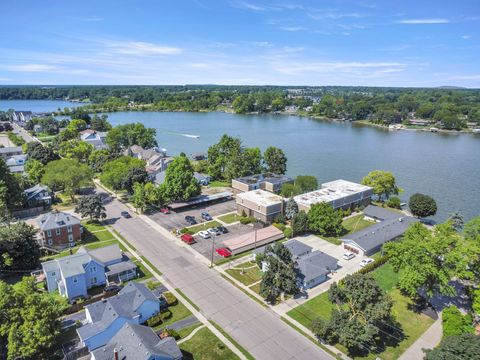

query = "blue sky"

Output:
[[1, 0, 479, 87]]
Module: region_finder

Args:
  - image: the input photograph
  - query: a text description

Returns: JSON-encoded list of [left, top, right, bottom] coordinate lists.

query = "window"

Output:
[[47, 239, 53, 245], [68, 234, 74, 242], [51, 272, 56, 276], [67, 225, 72, 233], [73, 277, 78, 284], [90, 266, 97, 273], [47, 230, 52, 237], [91, 277, 97, 284], [55, 228, 61, 235]]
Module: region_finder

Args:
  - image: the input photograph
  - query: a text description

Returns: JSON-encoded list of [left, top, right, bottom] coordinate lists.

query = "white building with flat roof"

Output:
[[236, 189, 284, 223], [294, 179, 373, 212]]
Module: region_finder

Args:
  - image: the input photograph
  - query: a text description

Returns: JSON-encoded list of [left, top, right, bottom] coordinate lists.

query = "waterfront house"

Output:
[[294, 179, 373, 212], [78, 282, 160, 351], [42, 244, 137, 301], [232, 173, 294, 194], [90, 323, 182, 360], [124, 145, 174, 178], [24, 184, 52, 208], [80, 130, 108, 150], [37, 211, 82, 248]]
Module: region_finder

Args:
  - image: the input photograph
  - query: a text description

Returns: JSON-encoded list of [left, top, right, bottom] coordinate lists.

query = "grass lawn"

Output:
[[132, 259, 153, 282], [161, 301, 193, 328], [85, 229, 115, 242], [214, 250, 252, 266], [343, 214, 375, 233], [81, 220, 107, 232], [316, 235, 342, 245], [210, 321, 255, 360], [180, 327, 240, 360], [218, 213, 241, 224], [188, 220, 222, 234], [85, 239, 127, 252], [176, 323, 203, 340], [286, 263, 435, 360], [209, 180, 231, 188], [225, 265, 262, 286]]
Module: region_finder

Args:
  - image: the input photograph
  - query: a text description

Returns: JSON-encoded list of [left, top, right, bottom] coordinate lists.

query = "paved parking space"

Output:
[[150, 199, 236, 231], [190, 223, 255, 261]]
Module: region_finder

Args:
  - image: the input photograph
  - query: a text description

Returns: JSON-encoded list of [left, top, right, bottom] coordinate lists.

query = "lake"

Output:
[[0, 99, 85, 112], [1, 100, 479, 222]]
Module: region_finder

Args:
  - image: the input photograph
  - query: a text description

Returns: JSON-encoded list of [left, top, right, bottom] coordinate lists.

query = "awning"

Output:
[[106, 261, 137, 276]]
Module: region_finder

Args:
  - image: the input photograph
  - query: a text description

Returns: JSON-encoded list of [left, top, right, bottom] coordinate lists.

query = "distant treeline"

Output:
[[1, 85, 479, 129]]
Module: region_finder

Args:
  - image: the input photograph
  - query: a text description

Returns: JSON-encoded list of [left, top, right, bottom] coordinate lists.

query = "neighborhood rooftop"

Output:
[[296, 251, 338, 284], [235, 173, 293, 185], [363, 204, 401, 221], [37, 211, 80, 231], [236, 189, 284, 207]]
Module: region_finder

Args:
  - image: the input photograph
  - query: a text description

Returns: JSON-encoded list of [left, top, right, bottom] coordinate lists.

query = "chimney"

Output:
[[114, 348, 119, 360]]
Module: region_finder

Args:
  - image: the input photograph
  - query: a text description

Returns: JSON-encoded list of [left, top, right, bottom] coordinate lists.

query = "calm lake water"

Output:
[[0, 99, 84, 112], [1, 100, 479, 222]]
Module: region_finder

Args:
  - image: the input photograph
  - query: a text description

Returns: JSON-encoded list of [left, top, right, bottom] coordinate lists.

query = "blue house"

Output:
[[41, 244, 137, 302], [78, 282, 161, 351]]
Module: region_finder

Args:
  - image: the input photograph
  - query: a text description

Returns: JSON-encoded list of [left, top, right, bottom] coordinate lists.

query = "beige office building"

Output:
[[236, 189, 284, 223]]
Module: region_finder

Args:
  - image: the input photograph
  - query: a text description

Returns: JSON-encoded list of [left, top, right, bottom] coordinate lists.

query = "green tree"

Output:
[[144, 182, 164, 207], [308, 202, 344, 237], [384, 222, 468, 300], [24, 159, 45, 184], [58, 139, 94, 162], [0, 221, 40, 271], [280, 182, 300, 197], [447, 212, 464, 232], [161, 155, 200, 202], [88, 149, 110, 173], [243, 147, 263, 175], [25, 142, 59, 165], [0, 159, 23, 209], [207, 134, 245, 180], [285, 198, 299, 220], [131, 182, 147, 213], [313, 274, 394, 354], [409, 193, 437, 218], [0, 277, 68, 360], [41, 159, 93, 202], [464, 216, 480, 241], [441, 305, 474, 338], [260, 243, 299, 303], [100, 156, 145, 191], [292, 210, 309, 235], [386, 196, 401, 209], [361, 170, 399, 201], [121, 167, 149, 194], [66, 118, 87, 132], [263, 146, 287, 175], [90, 114, 112, 131], [74, 195, 106, 221], [106, 123, 157, 152], [424, 334, 480, 360], [295, 175, 318, 193]]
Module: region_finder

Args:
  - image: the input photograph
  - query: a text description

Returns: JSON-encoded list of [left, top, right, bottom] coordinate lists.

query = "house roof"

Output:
[[363, 205, 400, 221], [234, 173, 293, 186], [24, 184, 50, 200], [79, 244, 123, 265], [105, 261, 137, 276], [236, 189, 284, 207], [0, 146, 22, 154], [91, 323, 182, 360], [296, 251, 338, 283], [341, 216, 418, 253], [283, 239, 313, 258], [37, 211, 80, 231], [78, 282, 159, 341]]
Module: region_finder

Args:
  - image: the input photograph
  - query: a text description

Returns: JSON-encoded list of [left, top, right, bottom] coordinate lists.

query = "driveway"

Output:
[[101, 192, 333, 360], [150, 199, 236, 231]]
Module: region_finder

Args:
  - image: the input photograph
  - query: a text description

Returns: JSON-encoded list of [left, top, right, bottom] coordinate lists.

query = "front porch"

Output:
[[105, 261, 138, 284]]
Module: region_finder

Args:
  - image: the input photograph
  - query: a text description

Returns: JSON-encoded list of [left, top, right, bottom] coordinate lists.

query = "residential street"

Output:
[[102, 192, 333, 360]]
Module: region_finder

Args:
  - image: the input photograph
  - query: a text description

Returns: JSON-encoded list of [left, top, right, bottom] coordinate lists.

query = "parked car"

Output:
[[160, 207, 170, 214], [343, 252, 355, 260], [215, 248, 232, 258], [120, 211, 131, 219], [185, 215, 197, 225], [103, 284, 122, 294], [180, 233, 195, 244], [359, 258, 374, 267], [198, 230, 211, 239], [201, 212, 212, 221], [216, 226, 229, 234], [207, 227, 221, 236]]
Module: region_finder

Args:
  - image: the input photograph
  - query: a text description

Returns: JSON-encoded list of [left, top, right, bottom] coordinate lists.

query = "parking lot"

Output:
[[190, 223, 255, 261], [149, 198, 236, 232]]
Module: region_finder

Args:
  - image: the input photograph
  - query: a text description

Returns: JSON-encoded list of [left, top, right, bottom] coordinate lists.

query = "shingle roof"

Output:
[[91, 323, 182, 360], [105, 261, 137, 276], [296, 251, 338, 283], [342, 216, 418, 253], [363, 205, 400, 221], [37, 211, 80, 231], [24, 184, 50, 200], [86, 244, 123, 265], [284, 239, 313, 258], [0, 146, 22, 154], [78, 282, 159, 341], [55, 253, 91, 278]]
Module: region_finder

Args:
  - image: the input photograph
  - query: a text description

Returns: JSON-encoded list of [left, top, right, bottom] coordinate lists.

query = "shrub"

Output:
[[356, 255, 389, 275], [274, 213, 286, 224], [442, 305, 475, 338], [180, 228, 194, 234], [161, 328, 179, 339], [409, 193, 437, 218], [146, 313, 163, 327], [273, 223, 286, 231], [343, 208, 351, 217], [386, 196, 401, 209], [240, 216, 255, 225], [284, 227, 293, 238], [163, 292, 178, 306], [241, 209, 247, 217], [146, 281, 160, 290], [160, 308, 172, 320]]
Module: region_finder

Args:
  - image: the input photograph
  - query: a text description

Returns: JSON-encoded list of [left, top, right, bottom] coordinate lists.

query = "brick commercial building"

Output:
[[294, 179, 373, 212], [236, 189, 284, 223], [37, 211, 82, 248]]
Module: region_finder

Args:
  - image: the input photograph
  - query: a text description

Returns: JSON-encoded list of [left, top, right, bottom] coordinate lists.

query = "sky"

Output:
[[0, 0, 479, 87]]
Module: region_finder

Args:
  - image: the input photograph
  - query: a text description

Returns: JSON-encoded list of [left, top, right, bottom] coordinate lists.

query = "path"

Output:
[[398, 316, 442, 360]]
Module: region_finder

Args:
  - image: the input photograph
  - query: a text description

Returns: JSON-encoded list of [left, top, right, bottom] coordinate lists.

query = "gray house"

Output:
[[24, 184, 52, 208], [341, 216, 418, 256], [91, 322, 182, 360], [363, 205, 400, 222], [296, 251, 338, 289]]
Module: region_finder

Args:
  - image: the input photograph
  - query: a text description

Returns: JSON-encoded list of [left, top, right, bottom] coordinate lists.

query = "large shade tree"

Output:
[[75, 194, 106, 221], [424, 334, 480, 360], [308, 202, 345, 237], [100, 156, 145, 191], [106, 123, 157, 152], [0, 221, 40, 271], [161, 155, 200, 202], [409, 193, 437, 218], [263, 146, 287, 175], [361, 170, 399, 201]]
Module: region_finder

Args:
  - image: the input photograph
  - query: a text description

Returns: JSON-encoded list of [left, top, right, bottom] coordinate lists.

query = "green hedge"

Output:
[[146, 313, 163, 327], [357, 255, 389, 275], [284, 227, 293, 238], [180, 228, 194, 235], [240, 217, 255, 225], [442, 305, 475, 338], [163, 292, 178, 306]]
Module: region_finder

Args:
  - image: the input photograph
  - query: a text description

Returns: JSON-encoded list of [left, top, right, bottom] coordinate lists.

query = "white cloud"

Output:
[[282, 46, 304, 53], [231, 1, 265, 11], [80, 16, 104, 22], [107, 41, 183, 55], [278, 26, 306, 32], [395, 18, 450, 24], [461, 35, 472, 39], [308, 12, 366, 20], [4, 64, 60, 72]]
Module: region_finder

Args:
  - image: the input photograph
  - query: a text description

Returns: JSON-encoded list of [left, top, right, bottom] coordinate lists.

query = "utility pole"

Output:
[[210, 233, 216, 267]]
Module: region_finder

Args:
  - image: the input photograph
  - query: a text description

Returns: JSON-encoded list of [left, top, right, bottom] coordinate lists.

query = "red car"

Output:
[[215, 248, 232, 258], [160, 207, 170, 214], [180, 234, 195, 245]]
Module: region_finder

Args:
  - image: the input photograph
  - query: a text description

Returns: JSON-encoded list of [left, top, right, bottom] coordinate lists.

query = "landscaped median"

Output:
[[285, 262, 436, 360]]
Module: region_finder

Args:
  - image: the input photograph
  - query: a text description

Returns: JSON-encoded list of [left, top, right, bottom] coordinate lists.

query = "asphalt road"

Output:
[[103, 194, 332, 360]]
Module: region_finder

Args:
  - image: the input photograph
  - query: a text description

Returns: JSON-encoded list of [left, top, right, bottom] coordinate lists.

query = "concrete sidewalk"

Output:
[[398, 316, 442, 360]]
